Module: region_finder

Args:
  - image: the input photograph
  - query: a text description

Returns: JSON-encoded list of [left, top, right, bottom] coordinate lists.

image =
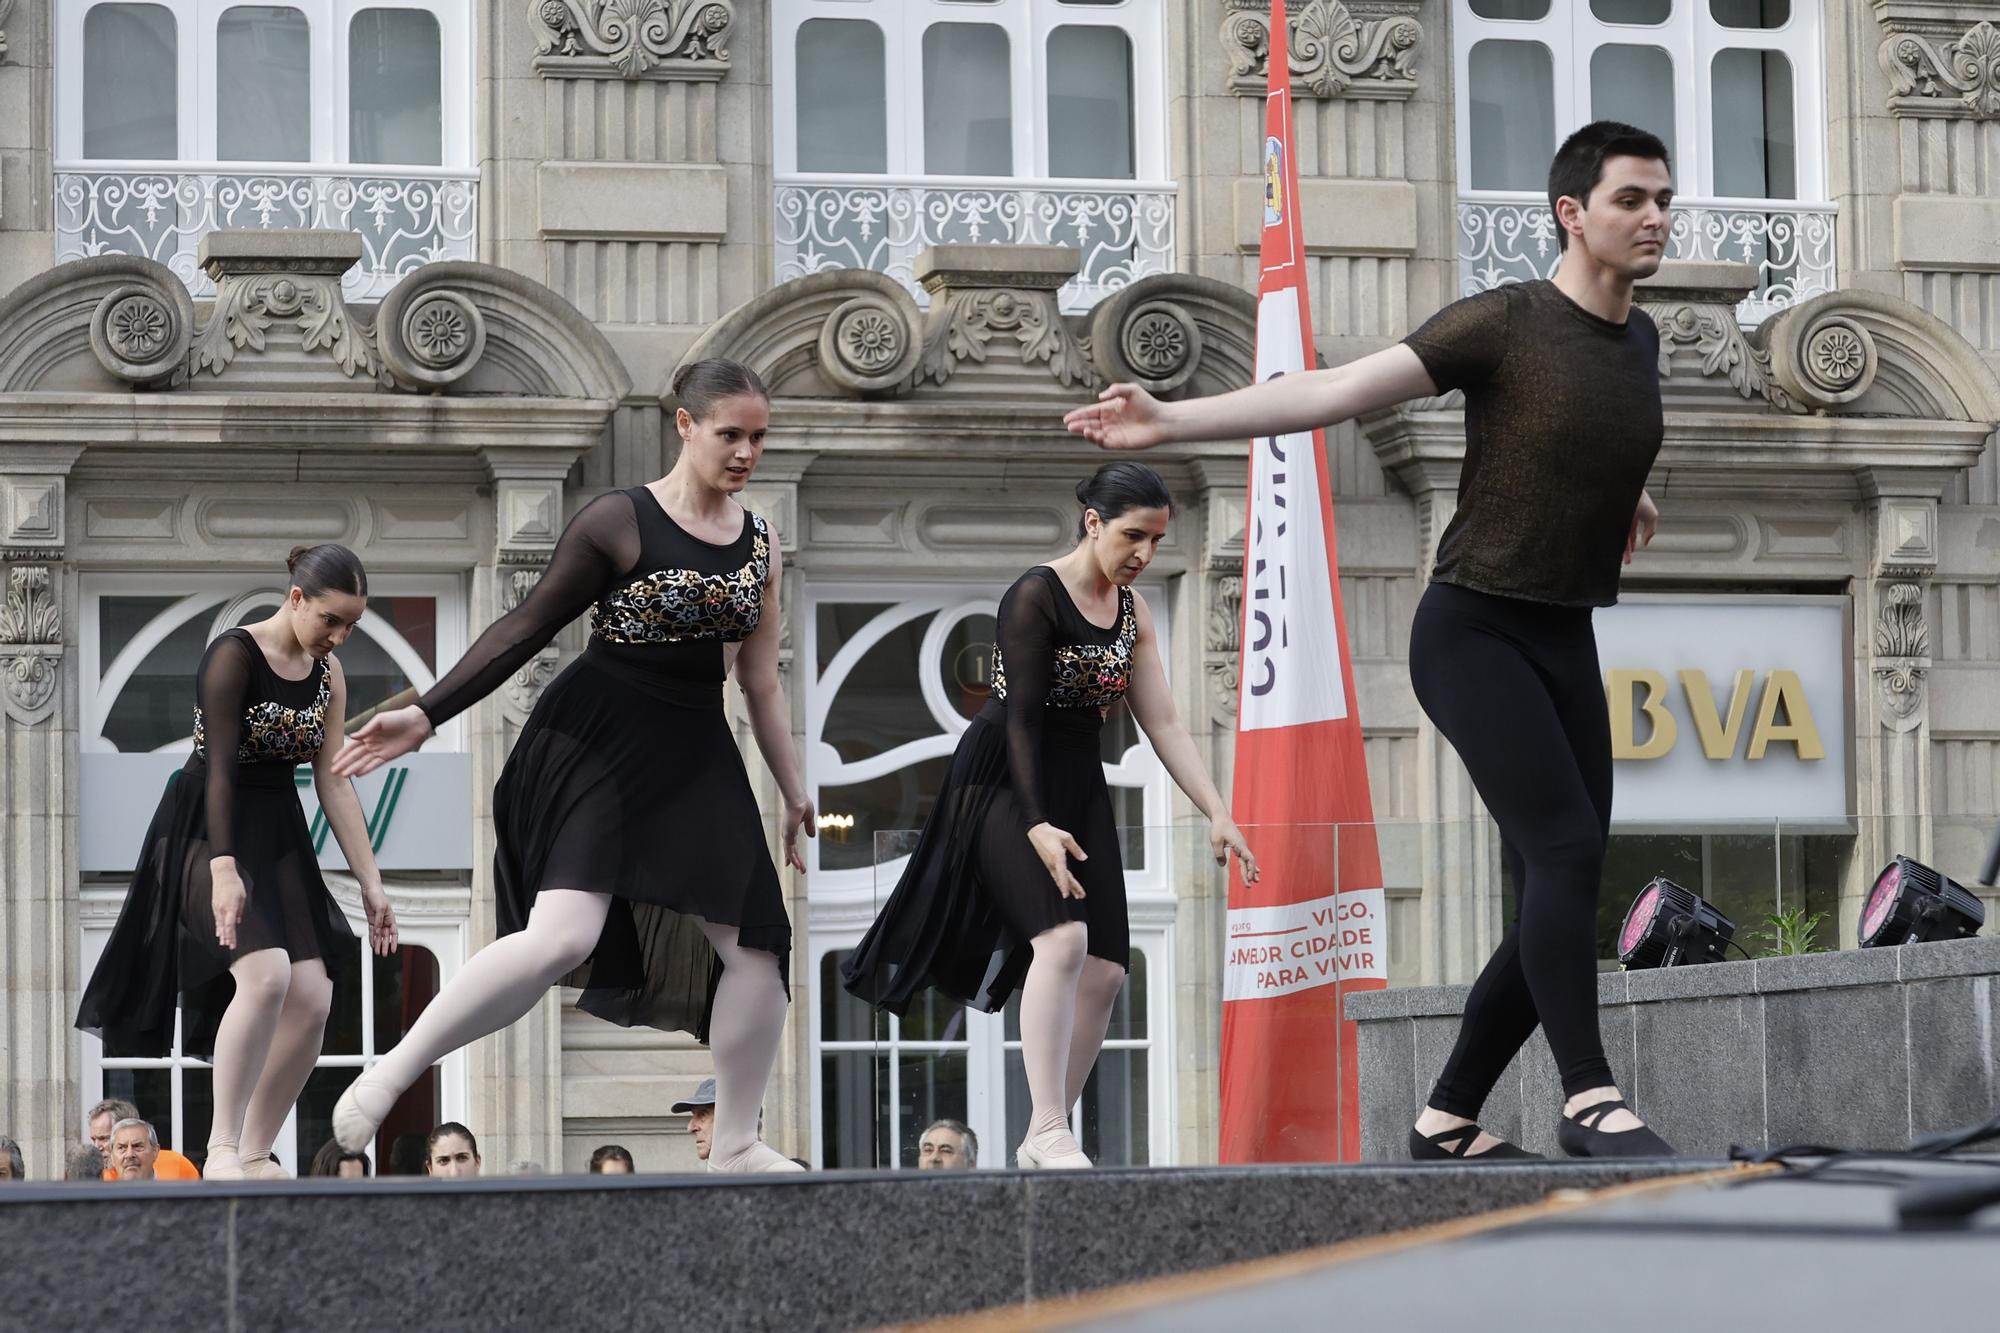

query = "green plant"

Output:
[[1745, 907, 1828, 957]]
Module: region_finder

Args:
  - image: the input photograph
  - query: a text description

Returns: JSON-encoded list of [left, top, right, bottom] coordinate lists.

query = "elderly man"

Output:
[[88, 1099, 198, 1180], [671, 1079, 718, 1165], [64, 1143, 106, 1181], [917, 1119, 978, 1170], [109, 1119, 172, 1180], [0, 1136, 23, 1181]]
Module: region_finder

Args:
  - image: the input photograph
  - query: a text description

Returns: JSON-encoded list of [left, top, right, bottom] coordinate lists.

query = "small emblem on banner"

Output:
[[1263, 136, 1285, 227]]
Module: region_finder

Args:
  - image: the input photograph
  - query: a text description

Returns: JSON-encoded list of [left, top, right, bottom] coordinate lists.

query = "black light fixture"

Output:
[[1617, 876, 1738, 969], [1858, 857, 1985, 948]]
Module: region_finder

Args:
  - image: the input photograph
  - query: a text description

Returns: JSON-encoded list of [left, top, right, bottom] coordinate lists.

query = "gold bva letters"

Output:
[[1605, 669, 1825, 762]]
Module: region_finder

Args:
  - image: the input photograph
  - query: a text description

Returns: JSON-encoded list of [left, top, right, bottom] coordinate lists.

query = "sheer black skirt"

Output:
[[495, 647, 790, 1041], [76, 757, 355, 1059], [841, 701, 1128, 1016]]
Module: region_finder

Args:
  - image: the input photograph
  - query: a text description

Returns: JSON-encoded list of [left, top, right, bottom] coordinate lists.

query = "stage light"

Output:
[[1858, 856, 1985, 948], [1617, 876, 1738, 969]]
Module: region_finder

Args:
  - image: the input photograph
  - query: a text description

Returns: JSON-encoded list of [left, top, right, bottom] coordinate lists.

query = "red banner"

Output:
[[1218, 0, 1388, 1164]]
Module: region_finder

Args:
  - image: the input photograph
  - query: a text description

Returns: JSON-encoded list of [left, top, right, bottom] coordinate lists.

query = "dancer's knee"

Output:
[[230, 951, 291, 1008], [526, 892, 607, 973], [1031, 921, 1089, 973], [289, 965, 334, 1026], [1079, 956, 1125, 1004]]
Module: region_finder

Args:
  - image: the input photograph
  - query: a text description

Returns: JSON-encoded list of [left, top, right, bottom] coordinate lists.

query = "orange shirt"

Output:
[[104, 1147, 201, 1180]]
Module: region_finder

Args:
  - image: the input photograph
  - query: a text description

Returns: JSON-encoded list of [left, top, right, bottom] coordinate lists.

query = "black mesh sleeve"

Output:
[[417, 491, 641, 728], [996, 570, 1062, 829], [1401, 286, 1511, 394], [195, 632, 256, 860]]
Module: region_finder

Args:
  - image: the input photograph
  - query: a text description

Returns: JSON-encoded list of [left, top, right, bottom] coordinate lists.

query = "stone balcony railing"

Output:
[[55, 162, 480, 302], [774, 174, 1177, 315], [1458, 192, 1837, 327]]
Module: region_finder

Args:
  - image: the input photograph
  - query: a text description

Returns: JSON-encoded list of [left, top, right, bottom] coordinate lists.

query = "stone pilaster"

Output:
[[0, 445, 82, 1179]]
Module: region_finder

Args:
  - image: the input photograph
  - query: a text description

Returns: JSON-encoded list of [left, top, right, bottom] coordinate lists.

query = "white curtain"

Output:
[[1047, 25, 1134, 180], [1468, 40, 1555, 192], [217, 5, 311, 163], [84, 4, 179, 160], [796, 18, 887, 174], [349, 9, 442, 166], [923, 23, 1012, 177]]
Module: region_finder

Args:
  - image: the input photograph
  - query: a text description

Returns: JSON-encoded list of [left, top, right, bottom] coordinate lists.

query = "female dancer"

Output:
[[844, 463, 1258, 1169], [329, 357, 813, 1174], [77, 545, 398, 1180], [1063, 123, 1677, 1159]]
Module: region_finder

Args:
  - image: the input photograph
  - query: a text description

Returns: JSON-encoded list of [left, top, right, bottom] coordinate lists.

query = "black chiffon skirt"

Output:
[[76, 756, 356, 1059], [495, 647, 790, 1041], [841, 701, 1128, 1016]]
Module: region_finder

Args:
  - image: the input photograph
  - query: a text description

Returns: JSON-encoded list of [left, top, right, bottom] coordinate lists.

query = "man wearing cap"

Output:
[[672, 1078, 718, 1165]]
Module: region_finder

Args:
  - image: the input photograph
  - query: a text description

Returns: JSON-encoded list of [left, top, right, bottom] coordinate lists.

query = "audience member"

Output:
[[917, 1119, 978, 1170], [671, 1079, 718, 1164], [64, 1143, 105, 1181], [0, 1136, 22, 1181], [308, 1140, 371, 1178], [89, 1099, 199, 1179], [588, 1144, 635, 1174], [424, 1123, 481, 1177], [109, 1118, 165, 1180]]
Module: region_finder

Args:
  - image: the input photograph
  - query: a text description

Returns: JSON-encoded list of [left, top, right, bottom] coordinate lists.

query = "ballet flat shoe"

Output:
[[1015, 1133, 1092, 1170], [331, 1081, 382, 1153]]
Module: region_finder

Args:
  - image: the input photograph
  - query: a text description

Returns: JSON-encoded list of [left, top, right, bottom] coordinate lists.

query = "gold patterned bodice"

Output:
[[993, 585, 1137, 709], [589, 514, 771, 646], [193, 655, 331, 764]]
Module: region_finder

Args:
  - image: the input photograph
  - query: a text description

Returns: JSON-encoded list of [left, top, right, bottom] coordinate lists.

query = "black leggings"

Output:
[[1409, 582, 1615, 1117]]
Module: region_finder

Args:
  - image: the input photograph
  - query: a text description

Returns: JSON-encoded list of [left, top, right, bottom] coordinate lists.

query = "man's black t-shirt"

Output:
[[1401, 279, 1663, 608]]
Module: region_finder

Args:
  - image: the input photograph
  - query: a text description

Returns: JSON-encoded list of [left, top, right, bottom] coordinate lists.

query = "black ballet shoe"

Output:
[[1558, 1098, 1678, 1159], [1409, 1123, 1542, 1162]]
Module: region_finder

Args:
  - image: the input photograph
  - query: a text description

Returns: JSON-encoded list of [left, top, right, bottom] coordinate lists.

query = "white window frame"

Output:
[[801, 578, 1174, 904], [1451, 0, 1826, 202], [55, 0, 475, 169], [771, 0, 1167, 182], [80, 878, 470, 1171], [808, 907, 1176, 1168]]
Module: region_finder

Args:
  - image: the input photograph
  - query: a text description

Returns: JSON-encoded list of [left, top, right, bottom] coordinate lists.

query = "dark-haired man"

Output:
[[1066, 121, 1678, 1161]]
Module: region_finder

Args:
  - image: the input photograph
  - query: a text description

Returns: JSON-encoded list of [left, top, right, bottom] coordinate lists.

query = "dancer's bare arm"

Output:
[[1122, 595, 1258, 882], [733, 537, 815, 872], [313, 659, 398, 954], [1063, 344, 1438, 451]]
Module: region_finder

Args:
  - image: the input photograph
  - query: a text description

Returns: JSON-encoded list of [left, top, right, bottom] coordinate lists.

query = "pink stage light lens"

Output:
[[1619, 884, 1660, 957], [1861, 865, 1902, 942]]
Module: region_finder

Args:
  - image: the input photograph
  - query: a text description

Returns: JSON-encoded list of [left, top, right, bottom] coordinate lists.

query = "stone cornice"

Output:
[[1221, 0, 1425, 101], [531, 0, 734, 81]]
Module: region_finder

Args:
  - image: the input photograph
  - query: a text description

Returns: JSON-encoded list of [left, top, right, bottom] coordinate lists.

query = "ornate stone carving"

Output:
[[1873, 581, 1929, 732], [1879, 22, 2000, 119], [0, 565, 62, 727], [0, 0, 14, 64], [915, 288, 1099, 390], [1117, 300, 1204, 397], [1222, 0, 1423, 101], [1206, 661, 1242, 729], [500, 565, 561, 717], [1768, 310, 1878, 410], [89, 278, 197, 389], [377, 283, 487, 391], [1645, 301, 1799, 413], [818, 294, 921, 394], [532, 0, 735, 80], [191, 271, 378, 381], [1208, 575, 1243, 656]]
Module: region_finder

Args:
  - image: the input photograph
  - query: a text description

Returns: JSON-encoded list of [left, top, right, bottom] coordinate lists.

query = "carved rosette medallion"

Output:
[[1879, 22, 2000, 119], [532, 0, 737, 80], [818, 294, 921, 393], [90, 281, 196, 388], [1221, 0, 1424, 101]]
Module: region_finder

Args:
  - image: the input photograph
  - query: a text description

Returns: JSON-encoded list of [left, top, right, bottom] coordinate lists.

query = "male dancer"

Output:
[[1065, 121, 1677, 1158]]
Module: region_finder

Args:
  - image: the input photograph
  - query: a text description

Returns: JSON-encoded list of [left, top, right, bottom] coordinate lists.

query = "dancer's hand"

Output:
[[1212, 820, 1260, 883], [331, 705, 433, 779], [361, 883, 399, 955], [782, 792, 816, 873], [211, 861, 246, 949], [1064, 384, 1170, 451], [1028, 822, 1088, 899], [1624, 489, 1658, 565]]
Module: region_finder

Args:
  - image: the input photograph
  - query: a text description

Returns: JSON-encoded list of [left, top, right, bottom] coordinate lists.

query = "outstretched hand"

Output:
[[1211, 820, 1260, 883], [1063, 383, 1169, 452], [330, 705, 433, 779]]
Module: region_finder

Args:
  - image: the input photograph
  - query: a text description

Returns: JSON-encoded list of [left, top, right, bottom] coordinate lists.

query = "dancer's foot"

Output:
[[1557, 1088, 1677, 1158], [707, 1142, 806, 1174], [240, 1151, 286, 1180], [1411, 1107, 1528, 1159], [332, 1071, 396, 1152], [203, 1148, 245, 1180], [1016, 1125, 1092, 1170]]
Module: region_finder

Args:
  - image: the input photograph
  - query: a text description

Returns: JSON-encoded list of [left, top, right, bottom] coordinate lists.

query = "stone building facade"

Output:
[[1, 0, 1998, 1178]]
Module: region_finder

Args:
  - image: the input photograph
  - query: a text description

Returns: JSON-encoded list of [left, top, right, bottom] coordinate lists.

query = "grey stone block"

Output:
[[1762, 986, 1911, 1151], [1624, 957, 1758, 1003], [1597, 970, 1632, 1005], [1356, 1018, 1416, 1162], [1347, 983, 1471, 1022], [1895, 936, 2000, 982], [1, 1191, 230, 1330], [1754, 948, 1901, 994], [1511, 1031, 1565, 1156], [1906, 976, 2000, 1139], [1629, 995, 1767, 1157]]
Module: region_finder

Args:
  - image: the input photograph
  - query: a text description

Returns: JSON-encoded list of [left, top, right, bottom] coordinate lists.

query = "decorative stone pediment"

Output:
[[1221, 0, 1424, 101], [1874, 4, 2000, 119], [531, 0, 735, 81]]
